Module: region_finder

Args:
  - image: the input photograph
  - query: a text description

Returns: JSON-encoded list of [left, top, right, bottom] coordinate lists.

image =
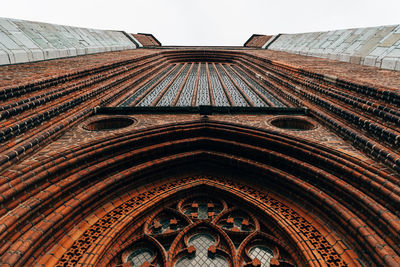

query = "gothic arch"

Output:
[[56, 179, 337, 266], [1, 119, 399, 266]]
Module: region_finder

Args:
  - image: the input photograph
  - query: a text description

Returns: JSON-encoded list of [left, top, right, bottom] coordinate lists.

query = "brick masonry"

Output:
[[132, 33, 162, 47], [0, 44, 399, 266], [244, 34, 272, 48], [38, 114, 371, 163]]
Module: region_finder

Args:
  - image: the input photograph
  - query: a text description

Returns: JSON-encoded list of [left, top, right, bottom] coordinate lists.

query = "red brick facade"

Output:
[[244, 35, 272, 48], [0, 47, 399, 266], [132, 33, 162, 47]]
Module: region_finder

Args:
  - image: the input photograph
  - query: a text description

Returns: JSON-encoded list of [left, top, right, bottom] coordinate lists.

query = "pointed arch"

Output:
[[1, 119, 398, 266], [213, 207, 260, 233], [120, 234, 168, 266], [144, 207, 192, 235], [168, 220, 237, 266], [237, 231, 295, 266], [54, 179, 347, 266]]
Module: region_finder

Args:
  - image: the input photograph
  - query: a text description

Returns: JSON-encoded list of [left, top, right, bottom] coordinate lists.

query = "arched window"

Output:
[[120, 194, 296, 266], [128, 248, 155, 266], [248, 246, 273, 266], [175, 233, 229, 267]]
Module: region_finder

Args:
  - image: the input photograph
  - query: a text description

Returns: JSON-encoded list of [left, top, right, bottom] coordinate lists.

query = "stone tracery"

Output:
[[117, 191, 299, 267], [55, 175, 348, 266]]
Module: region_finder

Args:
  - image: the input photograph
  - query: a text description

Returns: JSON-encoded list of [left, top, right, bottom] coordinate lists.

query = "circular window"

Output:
[[270, 117, 315, 131], [84, 117, 135, 131]]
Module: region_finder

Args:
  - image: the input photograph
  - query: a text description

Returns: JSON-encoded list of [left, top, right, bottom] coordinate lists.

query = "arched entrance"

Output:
[[1, 119, 398, 266]]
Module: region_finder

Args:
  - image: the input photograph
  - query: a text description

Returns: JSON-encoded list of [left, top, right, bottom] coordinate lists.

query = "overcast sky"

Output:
[[1, 0, 399, 46]]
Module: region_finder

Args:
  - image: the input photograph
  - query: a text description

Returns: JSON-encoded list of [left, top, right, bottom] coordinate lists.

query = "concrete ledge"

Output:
[[0, 17, 138, 65], [98, 106, 308, 115], [264, 25, 400, 71]]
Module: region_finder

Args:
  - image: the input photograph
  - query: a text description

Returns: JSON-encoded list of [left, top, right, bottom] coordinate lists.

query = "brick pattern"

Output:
[[244, 34, 272, 48], [239, 50, 400, 172], [247, 49, 400, 89], [0, 49, 166, 170], [0, 119, 398, 265], [0, 48, 400, 266], [117, 48, 400, 172], [132, 34, 161, 47], [57, 176, 344, 266], [34, 114, 370, 163]]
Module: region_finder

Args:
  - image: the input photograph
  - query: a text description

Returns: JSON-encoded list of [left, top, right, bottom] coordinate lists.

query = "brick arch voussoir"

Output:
[[2, 120, 399, 266], [29, 150, 396, 266], [80, 179, 327, 267], [2, 119, 396, 216], [120, 234, 168, 266]]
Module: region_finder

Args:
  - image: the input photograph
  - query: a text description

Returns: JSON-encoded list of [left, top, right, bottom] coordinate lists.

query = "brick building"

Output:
[[0, 18, 399, 266]]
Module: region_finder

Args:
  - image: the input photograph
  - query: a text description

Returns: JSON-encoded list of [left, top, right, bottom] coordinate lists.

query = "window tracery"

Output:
[[175, 233, 229, 267], [179, 196, 225, 220], [216, 209, 257, 232], [128, 248, 156, 266], [248, 246, 273, 267], [120, 195, 296, 266], [145, 208, 188, 235], [121, 238, 164, 267]]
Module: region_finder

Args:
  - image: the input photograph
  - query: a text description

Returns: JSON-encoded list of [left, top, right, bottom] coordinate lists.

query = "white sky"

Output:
[[1, 0, 399, 46]]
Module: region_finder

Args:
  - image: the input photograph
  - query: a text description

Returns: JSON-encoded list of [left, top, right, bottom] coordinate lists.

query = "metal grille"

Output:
[[158, 64, 191, 106], [249, 246, 273, 267], [120, 62, 285, 108], [177, 63, 198, 106], [120, 65, 174, 106], [139, 64, 183, 106], [209, 64, 229, 106], [216, 64, 248, 106], [175, 234, 228, 267], [232, 66, 285, 107], [128, 248, 154, 266], [224, 65, 267, 107], [196, 63, 210, 105]]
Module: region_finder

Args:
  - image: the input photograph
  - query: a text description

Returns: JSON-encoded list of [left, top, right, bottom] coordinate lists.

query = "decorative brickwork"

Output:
[[132, 33, 162, 47], [0, 41, 399, 266], [56, 176, 344, 266], [244, 34, 272, 48]]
